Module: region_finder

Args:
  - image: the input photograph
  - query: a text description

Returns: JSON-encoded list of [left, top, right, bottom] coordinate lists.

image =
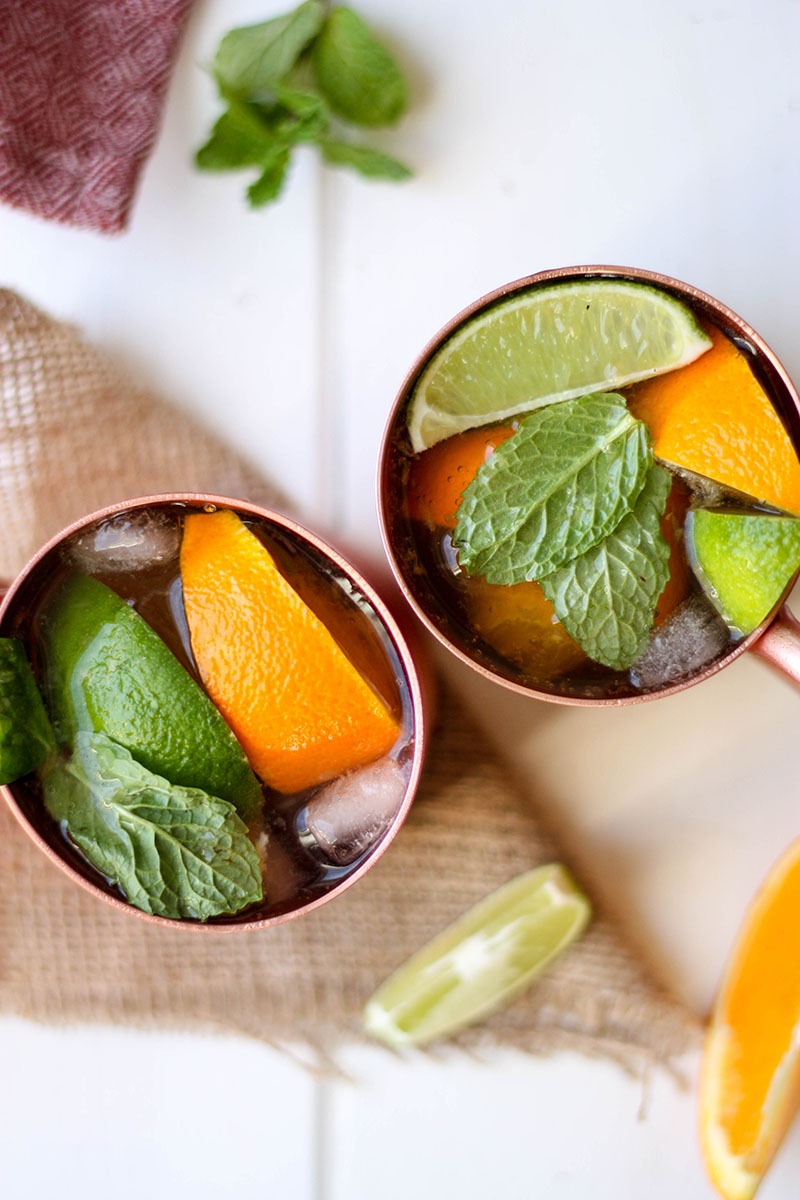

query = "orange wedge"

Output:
[[465, 575, 587, 679], [700, 837, 800, 1199], [180, 509, 400, 794], [406, 423, 516, 529], [629, 326, 800, 515]]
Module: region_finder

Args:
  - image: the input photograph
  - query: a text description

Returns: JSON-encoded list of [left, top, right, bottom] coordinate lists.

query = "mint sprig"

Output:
[[453, 394, 672, 671], [196, 2, 412, 209], [43, 732, 264, 921], [540, 467, 671, 670], [453, 395, 652, 583]]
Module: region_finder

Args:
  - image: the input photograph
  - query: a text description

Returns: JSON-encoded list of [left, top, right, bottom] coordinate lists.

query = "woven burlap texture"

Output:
[[0, 290, 700, 1070]]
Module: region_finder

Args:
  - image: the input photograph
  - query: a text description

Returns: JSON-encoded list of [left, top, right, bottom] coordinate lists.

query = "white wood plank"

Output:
[[0, 1019, 317, 1200], [325, 1046, 763, 1200]]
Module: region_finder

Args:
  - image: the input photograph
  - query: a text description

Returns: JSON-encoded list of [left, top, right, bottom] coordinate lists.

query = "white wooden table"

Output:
[[2, 1, 800, 1195]]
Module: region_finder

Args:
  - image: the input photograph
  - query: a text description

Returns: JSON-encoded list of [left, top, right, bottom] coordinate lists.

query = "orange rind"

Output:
[[629, 327, 800, 516], [700, 837, 800, 1199], [181, 509, 400, 794]]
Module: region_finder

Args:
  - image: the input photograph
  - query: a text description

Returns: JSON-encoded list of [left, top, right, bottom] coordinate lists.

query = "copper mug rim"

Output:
[[0, 492, 427, 931], [377, 264, 800, 707]]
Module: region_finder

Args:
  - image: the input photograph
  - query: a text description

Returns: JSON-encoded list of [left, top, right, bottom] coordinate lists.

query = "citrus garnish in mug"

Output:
[[387, 275, 800, 698], [180, 508, 399, 794], [407, 280, 712, 452]]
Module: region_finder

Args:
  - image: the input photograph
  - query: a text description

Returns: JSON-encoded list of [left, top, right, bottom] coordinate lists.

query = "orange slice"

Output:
[[629, 327, 800, 515], [180, 510, 400, 794], [700, 837, 800, 1199], [465, 575, 587, 679], [406, 423, 516, 529]]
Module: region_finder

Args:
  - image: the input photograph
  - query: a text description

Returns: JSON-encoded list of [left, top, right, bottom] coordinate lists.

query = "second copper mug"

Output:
[[378, 265, 800, 705], [0, 494, 426, 929]]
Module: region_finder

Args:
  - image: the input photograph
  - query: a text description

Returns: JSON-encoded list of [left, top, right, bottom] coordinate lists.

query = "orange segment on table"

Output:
[[629, 326, 800, 515], [700, 837, 800, 1200], [180, 509, 399, 795]]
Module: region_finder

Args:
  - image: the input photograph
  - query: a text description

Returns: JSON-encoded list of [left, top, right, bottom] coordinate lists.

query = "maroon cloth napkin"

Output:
[[0, 0, 193, 233]]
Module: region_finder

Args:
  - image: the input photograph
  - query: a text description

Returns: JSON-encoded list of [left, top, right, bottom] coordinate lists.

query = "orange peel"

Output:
[[630, 327, 800, 516], [700, 837, 800, 1199], [180, 509, 400, 794]]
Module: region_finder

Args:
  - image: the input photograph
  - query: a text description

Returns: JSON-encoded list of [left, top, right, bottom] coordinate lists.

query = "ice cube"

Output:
[[303, 757, 408, 866], [67, 511, 180, 573], [630, 593, 730, 690]]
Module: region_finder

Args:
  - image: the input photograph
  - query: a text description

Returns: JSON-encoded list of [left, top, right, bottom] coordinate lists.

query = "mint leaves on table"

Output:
[[0, 638, 54, 785], [453, 394, 672, 671], [196, 1, 412, 209], [454, 395, 652, 582], [215, 0, 326, 96], [312, 7, 407, 126], [43, 732, 264, 921]]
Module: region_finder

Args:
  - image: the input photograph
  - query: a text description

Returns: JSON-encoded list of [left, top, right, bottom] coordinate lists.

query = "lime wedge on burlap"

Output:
[[686, 509, 800, 636], [0, 638, 54, 784], [40, 573, 262, 821], [407, 280, 712, 452], [363, 864, 591, 1047]]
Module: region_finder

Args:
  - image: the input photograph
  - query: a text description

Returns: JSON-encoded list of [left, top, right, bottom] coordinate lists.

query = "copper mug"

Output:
[[0, 494, 427, 930], [378, 265, 800, 705]]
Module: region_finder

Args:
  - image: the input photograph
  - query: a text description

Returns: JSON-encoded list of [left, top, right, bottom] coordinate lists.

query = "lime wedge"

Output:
[[40, 573, 263, 821], [363, 863, 591, 1047], [0, 638, 54, 784], [686, 509, 800, 635], [407, 280, 712, 452]]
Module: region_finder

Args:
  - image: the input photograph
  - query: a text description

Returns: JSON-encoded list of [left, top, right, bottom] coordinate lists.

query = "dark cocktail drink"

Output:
[[381, 269, 800, 701], [0, 498, 418, 924]]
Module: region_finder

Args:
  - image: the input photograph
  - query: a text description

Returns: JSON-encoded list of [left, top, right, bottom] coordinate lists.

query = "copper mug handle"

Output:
[[752, 606, 800, 689]]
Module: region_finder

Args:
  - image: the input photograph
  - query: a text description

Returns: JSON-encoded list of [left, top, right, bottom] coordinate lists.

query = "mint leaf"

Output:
[[312, 7, 408, 126], [195, 101, 280, 171], [540, 467, 672, 670], [215, 0, 326, 96], [43, 732, 264, 921], [247, 147, 291, 206], [319, 138, 411, 179], [454, 394, 652, 583], [0, 638, 54, 784]]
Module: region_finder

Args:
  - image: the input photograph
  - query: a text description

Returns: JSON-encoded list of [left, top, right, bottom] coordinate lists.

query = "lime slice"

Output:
[[363, 863, 591, 1047], [407, 280, 712, 452], [40, 573, 263, 821], [686, 509, 800, 635], [0, 638, 54, 784]]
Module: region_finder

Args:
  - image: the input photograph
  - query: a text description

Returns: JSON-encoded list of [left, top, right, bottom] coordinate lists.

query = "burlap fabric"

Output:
[[0, 0, 193, 233], [0, 290, 700, 1071]]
